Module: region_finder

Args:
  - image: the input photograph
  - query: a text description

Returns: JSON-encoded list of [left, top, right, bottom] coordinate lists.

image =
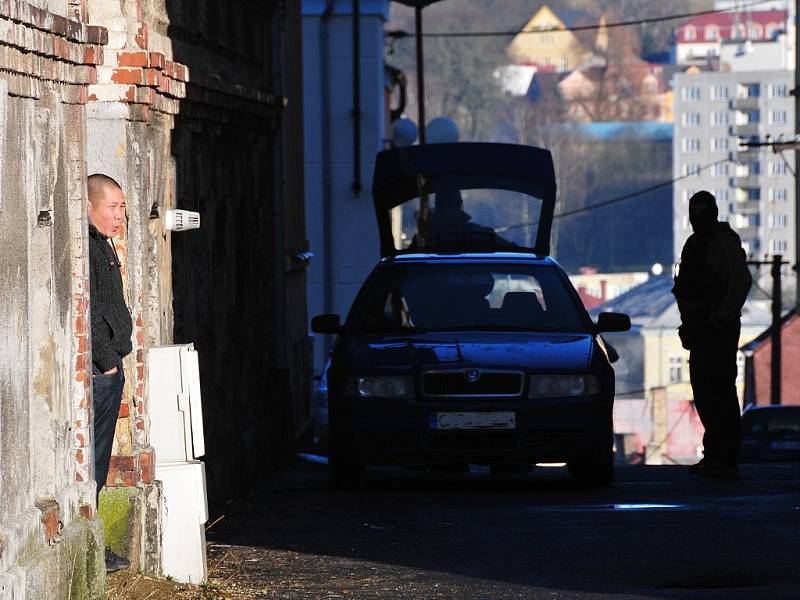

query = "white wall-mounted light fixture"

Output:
[[165, 209, 200, 232]]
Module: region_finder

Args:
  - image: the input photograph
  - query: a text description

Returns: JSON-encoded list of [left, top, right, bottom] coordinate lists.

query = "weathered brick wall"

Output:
[[753, 314, 800, 406], [85, 0, 188, 575], [0, 2, 107, 598]]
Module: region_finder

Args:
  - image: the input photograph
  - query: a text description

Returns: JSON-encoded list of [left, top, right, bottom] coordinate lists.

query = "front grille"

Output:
[[422, 370, 523, 397], [428, 432, 517, 452], [524, 430, 584, 450]]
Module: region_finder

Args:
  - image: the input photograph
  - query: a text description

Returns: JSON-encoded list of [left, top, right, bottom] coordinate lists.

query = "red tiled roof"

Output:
[[675, 10, 787, 43], [577, 288, 604, 311]]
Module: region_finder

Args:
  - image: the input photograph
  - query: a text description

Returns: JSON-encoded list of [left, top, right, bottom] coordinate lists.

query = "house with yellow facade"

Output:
[[506, 5, 596, 71]]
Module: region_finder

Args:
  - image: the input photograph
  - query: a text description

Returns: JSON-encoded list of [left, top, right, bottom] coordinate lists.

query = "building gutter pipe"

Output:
[[321, 0, 335, 331], [352, 0, 362, 196]]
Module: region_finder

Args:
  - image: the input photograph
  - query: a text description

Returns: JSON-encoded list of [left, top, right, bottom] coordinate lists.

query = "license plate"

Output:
[[430, 411, 516, 430], [769, 440, 800, 450]]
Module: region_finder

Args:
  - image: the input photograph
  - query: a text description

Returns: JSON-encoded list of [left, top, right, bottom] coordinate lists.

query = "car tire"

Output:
[[328, 457, 364, 490], [568, 445, 614, 487], [328, 429, 364, 490]]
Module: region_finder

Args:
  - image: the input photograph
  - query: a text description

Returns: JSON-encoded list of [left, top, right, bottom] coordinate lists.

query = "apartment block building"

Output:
[[672, 70, 795, 274]]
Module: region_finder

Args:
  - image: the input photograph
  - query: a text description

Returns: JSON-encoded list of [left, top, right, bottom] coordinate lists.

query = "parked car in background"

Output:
[[312, 143, 630, 488], [740, 405, 800, 463], [311, 359, 330, 449]]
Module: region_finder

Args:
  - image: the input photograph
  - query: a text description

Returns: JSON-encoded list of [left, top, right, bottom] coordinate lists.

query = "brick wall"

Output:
[[752, 314, 800, 406]]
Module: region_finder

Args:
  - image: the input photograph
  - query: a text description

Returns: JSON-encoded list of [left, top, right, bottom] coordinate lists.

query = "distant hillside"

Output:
[[387, 0, 713, 65]]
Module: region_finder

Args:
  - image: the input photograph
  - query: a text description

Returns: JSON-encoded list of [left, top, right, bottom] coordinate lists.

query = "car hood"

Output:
[[342, 331, 594, 373]]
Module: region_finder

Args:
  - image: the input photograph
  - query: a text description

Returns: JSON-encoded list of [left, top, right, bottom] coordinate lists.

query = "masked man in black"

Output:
[[672, 191, 752, 477]]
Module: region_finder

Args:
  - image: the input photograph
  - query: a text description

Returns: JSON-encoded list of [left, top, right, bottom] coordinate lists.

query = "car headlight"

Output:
[[345, 376, 414, 398], [529, 374, 600, 398]]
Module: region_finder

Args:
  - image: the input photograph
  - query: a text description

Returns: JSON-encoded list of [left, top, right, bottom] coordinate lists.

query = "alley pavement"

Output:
[[205, 462, 800, 599]]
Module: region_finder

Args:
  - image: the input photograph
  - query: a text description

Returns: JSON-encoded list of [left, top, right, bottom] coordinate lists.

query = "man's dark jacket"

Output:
[[89, 223, 132, 372], [672, 221, 751, 327]]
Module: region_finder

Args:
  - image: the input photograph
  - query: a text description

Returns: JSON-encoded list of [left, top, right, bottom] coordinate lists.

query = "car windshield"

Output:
[[393, 187, 545, 253], [353, 263, 586, 333], [742, 408, 800, 434]]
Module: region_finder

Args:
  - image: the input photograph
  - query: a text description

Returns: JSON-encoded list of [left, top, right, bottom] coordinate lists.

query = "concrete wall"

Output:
[[303, 0, 389, 375], [0, 3, 108, 598]]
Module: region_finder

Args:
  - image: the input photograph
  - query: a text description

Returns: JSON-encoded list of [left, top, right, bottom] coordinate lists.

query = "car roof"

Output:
[[380, 252, 558, 266]]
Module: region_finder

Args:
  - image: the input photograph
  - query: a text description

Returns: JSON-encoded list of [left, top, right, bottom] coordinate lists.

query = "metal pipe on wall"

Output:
[[352, 0, 362, 196], [321, 0, 335, 357]]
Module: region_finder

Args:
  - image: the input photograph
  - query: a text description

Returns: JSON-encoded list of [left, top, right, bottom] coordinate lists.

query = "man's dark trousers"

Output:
[[93, 364, 125, 494], [689, 320, 741, 466]]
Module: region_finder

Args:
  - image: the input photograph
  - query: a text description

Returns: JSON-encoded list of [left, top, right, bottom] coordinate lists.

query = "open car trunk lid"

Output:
[[372, 143, 557, 258]]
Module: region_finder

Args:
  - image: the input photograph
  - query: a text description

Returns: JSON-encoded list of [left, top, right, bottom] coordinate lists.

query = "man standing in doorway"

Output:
[[672, 191, 752, 478], [88, 174, 133, 572]]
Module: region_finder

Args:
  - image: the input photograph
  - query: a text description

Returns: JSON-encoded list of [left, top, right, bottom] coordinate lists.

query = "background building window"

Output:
[[682, 138, 701, 152], [769, 83, 788, 97], [711, 137, 729, 152], [682, 85, 701, 101], [769, 110, 787, 125], [684, 112, 701, 126], [768, 161, 787, 175], [712, 162, 729, 177], [739, 83, 760, 98], [768, 213, 787, 228], [746, 187, 761, 201], [711, 84, 727, 99], [768, 187, 788, 202], [669, 356, 683, 383], [745, 109, 760, 124], [770, 239, 788, 253], [683, 164, 701, 177], [706, 25, 719, 41], [711, 110, 728, 126], [684, 25, 697, 41]]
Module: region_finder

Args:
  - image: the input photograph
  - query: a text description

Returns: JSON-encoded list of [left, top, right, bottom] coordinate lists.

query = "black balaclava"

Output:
[[688, 190, 718, 235]]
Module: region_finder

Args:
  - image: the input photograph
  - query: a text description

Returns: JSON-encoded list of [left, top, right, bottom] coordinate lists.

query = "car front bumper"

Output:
[[331, 394, 612, 465]]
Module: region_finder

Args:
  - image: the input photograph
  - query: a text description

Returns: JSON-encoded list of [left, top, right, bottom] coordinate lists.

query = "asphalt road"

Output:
[[206, 462, 800, 599]]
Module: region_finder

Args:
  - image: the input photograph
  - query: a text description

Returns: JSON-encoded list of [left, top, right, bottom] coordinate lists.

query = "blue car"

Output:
[[312, 143, 630, 488]]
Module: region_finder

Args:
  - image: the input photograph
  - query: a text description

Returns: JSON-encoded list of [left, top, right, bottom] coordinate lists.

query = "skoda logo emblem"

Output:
[[464, 369, 481, 383]]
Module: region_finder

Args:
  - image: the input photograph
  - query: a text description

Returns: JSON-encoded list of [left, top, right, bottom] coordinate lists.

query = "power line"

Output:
[[387, 0, 774, 40], [494, 158, 732, 234]]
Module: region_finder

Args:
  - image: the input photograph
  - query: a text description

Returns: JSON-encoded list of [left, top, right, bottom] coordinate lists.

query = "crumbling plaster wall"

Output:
[[84, 0, 186, 575], [0, 2, 107, 598]]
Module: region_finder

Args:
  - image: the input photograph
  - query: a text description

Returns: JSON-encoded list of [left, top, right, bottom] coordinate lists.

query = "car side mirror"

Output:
[[311, 313, 342, 334], [595, 312, 631, 333]]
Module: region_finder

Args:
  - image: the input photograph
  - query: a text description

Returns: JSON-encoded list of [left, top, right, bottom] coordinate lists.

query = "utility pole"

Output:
[[748, 256, 789, 405], [771, 254, 783, 405]]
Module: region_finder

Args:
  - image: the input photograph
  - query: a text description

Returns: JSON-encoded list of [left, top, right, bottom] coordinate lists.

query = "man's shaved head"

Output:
[[87, 174, 125, 237], [88, 174, 122, 206]]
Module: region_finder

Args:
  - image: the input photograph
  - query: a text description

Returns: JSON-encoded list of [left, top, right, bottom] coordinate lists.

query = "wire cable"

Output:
[[387, 0, 775, 40], [776, 149, 796, 176], [494, 157, 732, 233]]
